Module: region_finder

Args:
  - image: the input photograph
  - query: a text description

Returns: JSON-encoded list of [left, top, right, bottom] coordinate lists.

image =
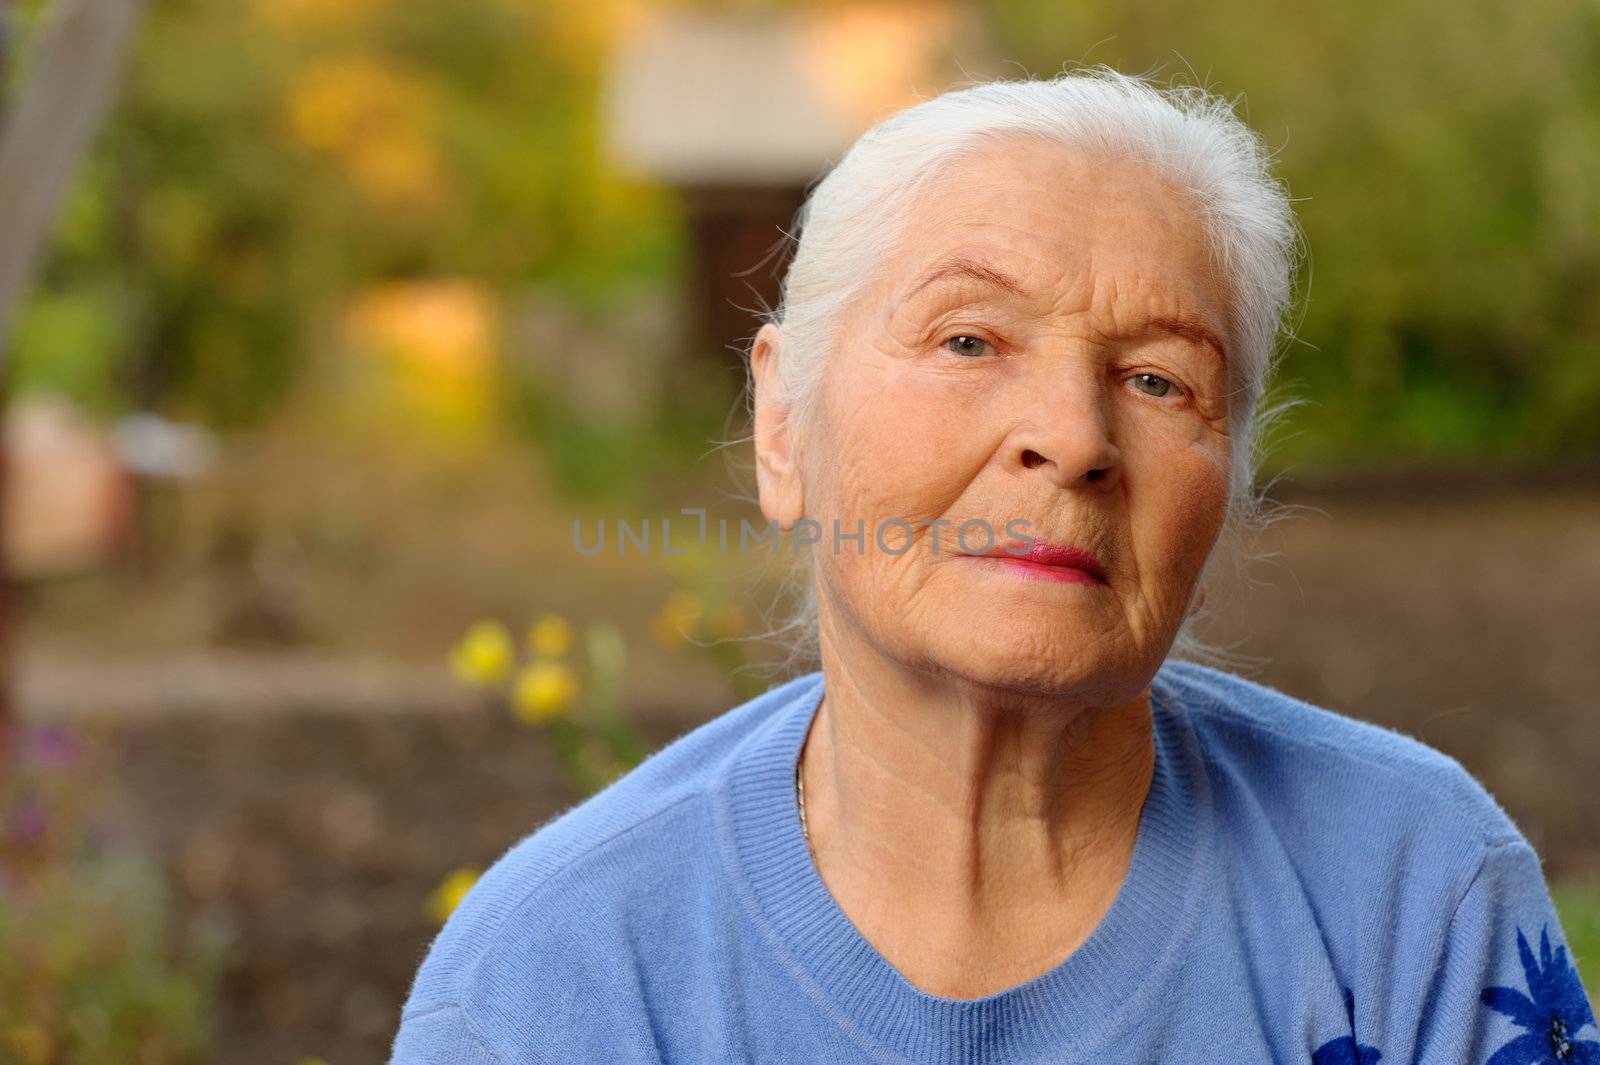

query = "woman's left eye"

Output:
[[1129, 372, 1178, 398], [943, 335, 992, 358]]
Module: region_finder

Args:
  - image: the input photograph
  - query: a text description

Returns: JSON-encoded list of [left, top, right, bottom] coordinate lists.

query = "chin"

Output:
[[918, 619, 1150, 707]]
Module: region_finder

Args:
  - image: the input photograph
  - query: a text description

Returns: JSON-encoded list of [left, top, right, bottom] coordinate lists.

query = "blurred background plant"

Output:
[[6, 0, 1596, 485], [1553, 882, 1600, 1001], [433, 611, 648, 923], [425, 865, 482, 925], [0, 723, 230, 1065], [651, 541, 772, 702], [449, 612, 649, 799], [431, 582, 771, 922]]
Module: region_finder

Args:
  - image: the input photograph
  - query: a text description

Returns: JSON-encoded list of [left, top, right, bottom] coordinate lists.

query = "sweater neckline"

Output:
[[714, 665, 1214, 1065]]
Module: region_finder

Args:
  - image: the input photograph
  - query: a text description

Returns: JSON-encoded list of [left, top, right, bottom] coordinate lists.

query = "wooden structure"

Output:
[[603, 1, 999, 369]]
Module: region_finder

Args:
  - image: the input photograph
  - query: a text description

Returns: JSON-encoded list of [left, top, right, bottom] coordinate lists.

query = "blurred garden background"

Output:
[[0, 0, 1596, 1062]]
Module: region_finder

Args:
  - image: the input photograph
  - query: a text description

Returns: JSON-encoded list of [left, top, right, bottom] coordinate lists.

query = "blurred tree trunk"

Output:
[[0, 0, 143, 739], [0, 1, 10, 96], [0, 0, 8, 754]]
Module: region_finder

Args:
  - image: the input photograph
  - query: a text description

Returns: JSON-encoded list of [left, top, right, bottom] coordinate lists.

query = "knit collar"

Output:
[[714, 664, 1215, 1065]]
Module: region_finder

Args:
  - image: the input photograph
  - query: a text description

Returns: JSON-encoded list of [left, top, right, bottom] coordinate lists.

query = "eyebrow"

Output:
[[1136, 314, 1230, 368], [904, 254, 1028, 301], [903, 253, 1229, 366]]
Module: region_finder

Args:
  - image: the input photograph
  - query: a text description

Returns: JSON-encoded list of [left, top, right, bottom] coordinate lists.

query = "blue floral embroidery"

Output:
[[1480, 924, 1600, 1064], [1313, 985, 1383, 1064]]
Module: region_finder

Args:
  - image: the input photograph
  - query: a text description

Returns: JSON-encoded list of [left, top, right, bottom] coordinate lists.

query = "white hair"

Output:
[[734, 65, 1309, 676]]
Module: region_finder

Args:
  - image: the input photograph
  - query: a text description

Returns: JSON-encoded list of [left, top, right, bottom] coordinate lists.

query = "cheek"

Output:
[[806, 363, 990, 639], [1123, 425, 1231, 585], [812, 362, 992, 523]]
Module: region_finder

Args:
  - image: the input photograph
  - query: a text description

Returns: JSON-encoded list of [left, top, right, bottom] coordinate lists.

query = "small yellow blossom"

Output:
[[285, 56, 408, 153], [512, 660, 581, 725], [528, 614, 574, 658], [283, 56, 442, 205], [651, 591, 704, 647], [449, 620, 514, 687], [427, 866, 480, 924]]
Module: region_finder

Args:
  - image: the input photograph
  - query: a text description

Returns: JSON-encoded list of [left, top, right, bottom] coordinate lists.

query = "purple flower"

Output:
[[25, 723, 82, 769]]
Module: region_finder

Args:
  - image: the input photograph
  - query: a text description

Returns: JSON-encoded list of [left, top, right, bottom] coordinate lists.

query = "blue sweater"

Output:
[[388, 661, 1597, 1064]]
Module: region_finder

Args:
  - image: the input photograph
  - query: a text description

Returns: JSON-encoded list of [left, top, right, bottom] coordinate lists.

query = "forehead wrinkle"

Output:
[[1095, 266, 1232, 374]]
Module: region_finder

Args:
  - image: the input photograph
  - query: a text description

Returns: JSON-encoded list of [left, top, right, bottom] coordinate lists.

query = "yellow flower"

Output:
[[282, 56, 443, 206], [512, 661, 581, 725], [651, 591, 704, 647], [449, 620, 514, 687], [427, 866, 480, 924], [285, 56, 409, 153], [528, 614, 574, 658]]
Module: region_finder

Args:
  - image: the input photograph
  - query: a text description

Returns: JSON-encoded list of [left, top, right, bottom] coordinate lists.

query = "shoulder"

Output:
[[1155, 659, 1528, 853], [397, 670, 821, 1017], [1151, 663, 1583, 1065]]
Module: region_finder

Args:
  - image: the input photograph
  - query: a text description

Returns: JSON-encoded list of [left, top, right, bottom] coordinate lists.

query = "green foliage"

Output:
[[0, 724, 230, 1065], [987, 0, 1600, 464], [9, 286, 127, 415], [508, 355, 738, 505], [13, 0, 679, 430], [11, 0, 1598, 465], [1553, 880, 1600, 1008]]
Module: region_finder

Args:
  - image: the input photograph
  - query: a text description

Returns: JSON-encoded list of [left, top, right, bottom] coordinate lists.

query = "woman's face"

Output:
[[755, 136, 1235, 704]]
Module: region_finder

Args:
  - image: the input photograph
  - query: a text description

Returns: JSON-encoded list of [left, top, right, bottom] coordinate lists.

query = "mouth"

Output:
[[962, 538, 1109, 586]]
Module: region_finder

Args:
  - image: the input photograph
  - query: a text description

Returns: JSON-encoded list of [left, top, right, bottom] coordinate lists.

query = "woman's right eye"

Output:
[[944, 335, 992, 358]]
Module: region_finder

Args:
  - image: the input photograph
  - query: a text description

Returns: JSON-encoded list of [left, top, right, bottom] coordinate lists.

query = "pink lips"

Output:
[[968, 538, 1108, 585]]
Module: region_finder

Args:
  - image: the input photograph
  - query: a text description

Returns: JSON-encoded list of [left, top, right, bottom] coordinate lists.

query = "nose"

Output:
[[1008, 369, 1123, 491]]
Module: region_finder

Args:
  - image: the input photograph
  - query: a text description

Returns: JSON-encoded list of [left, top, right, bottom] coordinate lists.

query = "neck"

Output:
[[798, 602, 1156, 996]]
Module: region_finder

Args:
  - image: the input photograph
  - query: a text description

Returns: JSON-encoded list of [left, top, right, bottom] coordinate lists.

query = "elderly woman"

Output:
[[390, 70, 1594, 1064]]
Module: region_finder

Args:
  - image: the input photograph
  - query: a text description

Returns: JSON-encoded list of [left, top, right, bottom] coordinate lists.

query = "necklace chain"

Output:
[[796, 759, 813, 853]]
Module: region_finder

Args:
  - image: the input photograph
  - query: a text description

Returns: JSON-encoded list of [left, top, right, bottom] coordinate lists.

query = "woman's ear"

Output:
[[750, 323, 805, 531]]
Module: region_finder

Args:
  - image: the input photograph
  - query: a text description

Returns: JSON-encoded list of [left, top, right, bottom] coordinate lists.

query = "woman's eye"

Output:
[[944, 335, 992, 358], [1130, 372, 1177, 398]]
